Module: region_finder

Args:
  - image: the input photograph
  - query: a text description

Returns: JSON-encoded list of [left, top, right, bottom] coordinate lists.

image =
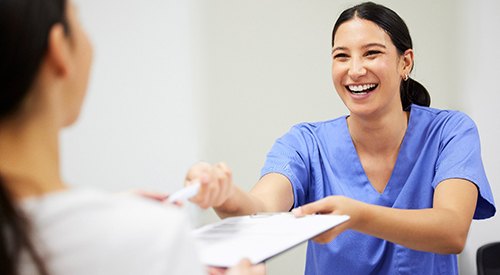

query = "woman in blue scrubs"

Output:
[[186, 2, 496, 274]]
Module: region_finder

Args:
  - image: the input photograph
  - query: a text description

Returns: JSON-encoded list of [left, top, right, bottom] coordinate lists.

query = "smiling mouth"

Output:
[[346, 84, 378, 95]]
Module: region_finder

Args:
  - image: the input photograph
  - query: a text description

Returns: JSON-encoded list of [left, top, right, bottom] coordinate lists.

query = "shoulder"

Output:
[[24, 188, 188, 231], [292, 116, 347, 131], [273, 116, 347, 150], [22, 188, 202, 275], [286, 116, 347, 139], [410, 104, 477, 133]]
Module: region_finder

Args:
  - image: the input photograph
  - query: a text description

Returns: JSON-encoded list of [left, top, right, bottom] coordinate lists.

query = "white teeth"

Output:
[[348, 84, 376, 92]]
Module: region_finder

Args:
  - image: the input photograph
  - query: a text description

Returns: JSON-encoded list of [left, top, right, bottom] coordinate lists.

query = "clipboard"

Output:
[[191, 212, 349, 267]]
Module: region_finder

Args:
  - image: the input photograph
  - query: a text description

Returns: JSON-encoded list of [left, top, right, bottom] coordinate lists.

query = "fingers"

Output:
[[292, 197, 336, 217], [185, 161, 212, 182], [225, 259, 266, 275], [118, 189, 168, 202], [249, 263, 266, 275], [212, 162, 233, 206], [186, 161, 234, 209], [236, 258, 252, 268], [207, 266, 227, 275], [292, 196, 352, 244], [312, 221, 350, 244]]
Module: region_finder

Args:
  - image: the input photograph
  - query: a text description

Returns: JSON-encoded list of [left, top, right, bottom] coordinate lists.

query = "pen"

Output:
[[166, 181, 201, 203]]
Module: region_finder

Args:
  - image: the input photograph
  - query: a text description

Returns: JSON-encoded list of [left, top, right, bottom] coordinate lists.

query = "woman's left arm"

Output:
[[294, 178, 478, 254]]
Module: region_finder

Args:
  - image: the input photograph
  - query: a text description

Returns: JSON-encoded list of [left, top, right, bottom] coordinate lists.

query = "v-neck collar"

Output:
[[341, 108, 415, 198]]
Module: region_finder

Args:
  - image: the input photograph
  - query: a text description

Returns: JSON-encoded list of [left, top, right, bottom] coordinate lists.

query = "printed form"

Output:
[[192, 213, 349, 267]]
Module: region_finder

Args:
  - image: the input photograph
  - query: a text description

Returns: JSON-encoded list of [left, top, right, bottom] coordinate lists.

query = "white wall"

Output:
[[62, 1, 498, 274], [457, 1, 500, 274], [62, 0, 201, 195]]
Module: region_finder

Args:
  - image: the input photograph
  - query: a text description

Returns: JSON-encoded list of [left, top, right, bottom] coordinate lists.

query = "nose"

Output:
[[348, 58, 366, 79]]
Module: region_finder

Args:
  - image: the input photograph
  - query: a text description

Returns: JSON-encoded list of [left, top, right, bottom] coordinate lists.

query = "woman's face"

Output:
[[62, 2, 93, 126], [331, 17, 411, 118]]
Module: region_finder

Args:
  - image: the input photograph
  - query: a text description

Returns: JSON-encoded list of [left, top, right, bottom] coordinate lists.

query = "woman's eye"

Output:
[[365, 50, 381, 57], [333, 53, 348, 60]]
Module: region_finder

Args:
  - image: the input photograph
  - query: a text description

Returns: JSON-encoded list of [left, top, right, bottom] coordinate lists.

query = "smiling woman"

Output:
[[331, 1, 430, 114], [184, 2, 496, 275]]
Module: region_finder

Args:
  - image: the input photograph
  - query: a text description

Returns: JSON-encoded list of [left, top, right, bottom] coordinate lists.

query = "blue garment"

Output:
[[261, 104, 496, 275]]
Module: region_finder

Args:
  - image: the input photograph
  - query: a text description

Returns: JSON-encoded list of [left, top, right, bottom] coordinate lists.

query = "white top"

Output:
[[19, 188, 205, 275]]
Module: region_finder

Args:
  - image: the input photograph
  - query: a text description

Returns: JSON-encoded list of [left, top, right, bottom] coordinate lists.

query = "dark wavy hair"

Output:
[[0, 0, 69, 274], [332, 2, 431, 110]]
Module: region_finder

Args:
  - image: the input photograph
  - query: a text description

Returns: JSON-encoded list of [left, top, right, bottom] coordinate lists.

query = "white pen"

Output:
[[166, 181, 201, 203]]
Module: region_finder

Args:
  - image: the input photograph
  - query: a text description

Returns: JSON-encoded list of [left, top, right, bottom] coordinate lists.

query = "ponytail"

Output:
[[0, 176, 49, 275], [400, 77, 431, 110]]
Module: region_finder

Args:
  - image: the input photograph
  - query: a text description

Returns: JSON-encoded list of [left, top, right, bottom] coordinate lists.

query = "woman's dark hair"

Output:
[[0, 0, 69, 274], [331, 2, 431, 110]]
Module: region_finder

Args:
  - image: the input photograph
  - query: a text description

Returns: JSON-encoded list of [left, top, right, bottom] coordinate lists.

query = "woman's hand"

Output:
[[208, 259, 266, 275], [185, 162, 235, 209], [117, 189, 168, 201], [292, 195, 366, 243]]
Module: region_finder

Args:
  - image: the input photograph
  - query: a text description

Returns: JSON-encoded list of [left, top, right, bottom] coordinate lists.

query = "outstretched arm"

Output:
[[294, 178, 478, 254], [186, 162, 294, 218]]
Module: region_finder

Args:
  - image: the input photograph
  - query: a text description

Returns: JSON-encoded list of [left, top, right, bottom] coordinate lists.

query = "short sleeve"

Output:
[[260, 124, 315, 207], [432, 112, 495, 219]]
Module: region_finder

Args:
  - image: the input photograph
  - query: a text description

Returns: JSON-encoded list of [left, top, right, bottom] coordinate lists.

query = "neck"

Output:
[[0, 109, 65, 200], [347, 107, 409, 156]]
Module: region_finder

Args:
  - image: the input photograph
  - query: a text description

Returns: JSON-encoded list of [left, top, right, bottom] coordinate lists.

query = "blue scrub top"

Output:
[[261, 104, 495, 275]]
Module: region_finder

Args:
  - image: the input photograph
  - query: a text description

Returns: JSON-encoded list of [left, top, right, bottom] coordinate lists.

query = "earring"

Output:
[[403, 74, 409, 81]]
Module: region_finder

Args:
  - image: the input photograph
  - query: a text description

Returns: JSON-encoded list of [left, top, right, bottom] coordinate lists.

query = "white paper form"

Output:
[[192, 213, 349, 267]]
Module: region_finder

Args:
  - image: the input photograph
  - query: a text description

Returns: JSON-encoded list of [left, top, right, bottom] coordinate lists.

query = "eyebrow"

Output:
[[331, 43, 387, 54]]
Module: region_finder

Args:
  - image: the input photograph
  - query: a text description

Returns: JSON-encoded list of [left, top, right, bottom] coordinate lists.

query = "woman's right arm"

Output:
[[185, 162, 294, 218]]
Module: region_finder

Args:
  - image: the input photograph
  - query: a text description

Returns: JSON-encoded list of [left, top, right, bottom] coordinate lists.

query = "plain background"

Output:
[[66, 1, 499, 274]]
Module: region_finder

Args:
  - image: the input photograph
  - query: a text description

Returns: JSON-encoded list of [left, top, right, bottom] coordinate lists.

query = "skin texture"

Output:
[[185, 17, 478, 254]]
